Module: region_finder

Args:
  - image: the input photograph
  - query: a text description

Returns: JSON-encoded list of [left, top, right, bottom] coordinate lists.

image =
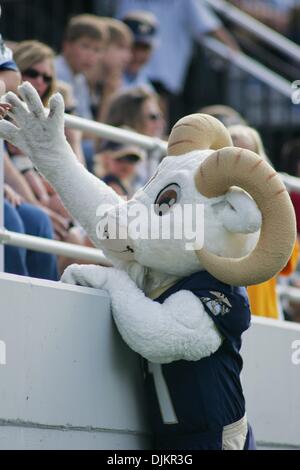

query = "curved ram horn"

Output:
[[168, 114, 233, 156], [195, 147, 297, 287]]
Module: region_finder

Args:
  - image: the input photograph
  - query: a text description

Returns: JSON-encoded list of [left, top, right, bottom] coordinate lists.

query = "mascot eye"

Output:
[[155, 184, 181, 216]]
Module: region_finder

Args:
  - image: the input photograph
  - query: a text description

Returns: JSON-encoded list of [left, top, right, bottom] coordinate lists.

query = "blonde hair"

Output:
[[14, 40, 56, 105], [228, 125, 270, 163], [199, 105, 246, 128], [56, 80, 75, 108], [105, 86, 158, 133], [101, 17, 133, 46], [64, 14, 108, 44]]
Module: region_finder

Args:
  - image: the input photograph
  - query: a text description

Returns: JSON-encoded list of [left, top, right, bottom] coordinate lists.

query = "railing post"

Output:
[[0, 140, 4, 272]]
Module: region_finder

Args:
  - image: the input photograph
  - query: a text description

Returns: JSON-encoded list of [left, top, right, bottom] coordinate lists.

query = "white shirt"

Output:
[[55, 55, 93, 120], [115, 0, 221, 94]]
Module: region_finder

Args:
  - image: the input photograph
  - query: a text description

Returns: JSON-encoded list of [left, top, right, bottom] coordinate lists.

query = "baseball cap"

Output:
[[122, 11, 158, 47], [99, 140, 145, 163]]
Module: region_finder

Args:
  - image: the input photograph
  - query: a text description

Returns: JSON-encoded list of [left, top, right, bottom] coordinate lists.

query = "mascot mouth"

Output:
[[107, 246, 135, 255]]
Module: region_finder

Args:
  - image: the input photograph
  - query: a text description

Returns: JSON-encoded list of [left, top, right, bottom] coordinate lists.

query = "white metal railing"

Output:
[[0, 229, 111, 266], [1, 230, 300, 304], [65, 113, 167, 153], [205, 0, 300, 63], [203, 36, 292, 98], [280, 174, 300, 194], [278, 285, 300, 304]]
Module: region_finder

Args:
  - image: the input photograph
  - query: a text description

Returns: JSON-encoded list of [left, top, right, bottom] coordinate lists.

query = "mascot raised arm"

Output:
[[0, 83, 296, 450]]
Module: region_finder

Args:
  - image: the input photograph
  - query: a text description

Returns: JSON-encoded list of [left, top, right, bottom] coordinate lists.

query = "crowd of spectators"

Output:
[[1, 0, 300, 322]]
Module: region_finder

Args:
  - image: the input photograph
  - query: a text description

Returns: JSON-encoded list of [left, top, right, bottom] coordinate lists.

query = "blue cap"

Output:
[[123, 13, 158, 47]]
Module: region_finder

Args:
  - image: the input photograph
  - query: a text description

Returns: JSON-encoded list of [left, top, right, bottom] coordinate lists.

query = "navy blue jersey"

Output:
[[143, 270, 252, 450]]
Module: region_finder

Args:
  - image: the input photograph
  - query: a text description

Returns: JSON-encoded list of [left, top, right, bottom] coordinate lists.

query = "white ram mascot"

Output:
[[0, 83, 296, 450]]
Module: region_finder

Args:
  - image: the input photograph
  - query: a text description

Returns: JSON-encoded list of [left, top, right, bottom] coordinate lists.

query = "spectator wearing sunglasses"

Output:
[[14, 40, 56, 106], [103, 86, 165, 187], [105, 86, 164, 138]]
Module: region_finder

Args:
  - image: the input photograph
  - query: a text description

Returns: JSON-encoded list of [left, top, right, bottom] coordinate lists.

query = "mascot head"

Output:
[[97, 114, 296, 286]]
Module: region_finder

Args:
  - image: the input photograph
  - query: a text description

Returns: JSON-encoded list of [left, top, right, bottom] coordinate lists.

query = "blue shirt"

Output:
[[144, 270, 251, 450], [123, 70, 155, 92], [115, 0, 221, 94], [55, 55, 93, 120]]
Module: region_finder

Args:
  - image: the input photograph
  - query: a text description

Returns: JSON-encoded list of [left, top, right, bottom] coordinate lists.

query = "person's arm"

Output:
[[4, 152, 38, 204], [97, 69, 123, 123], [211, 27, 240, 51], [187, 0, 240, 51], [23, 170, 50, 206], [0, 70, 21, 94], [3, 183, 22, 207], [65, 127, 86, 166], [228, 0, 289, 33], [4, 151, 71, 240], [0, 79, 6, 97]]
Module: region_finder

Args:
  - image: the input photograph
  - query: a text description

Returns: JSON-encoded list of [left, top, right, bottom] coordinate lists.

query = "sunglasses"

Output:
[[145, 112, 162, 122], [23, 68, 53, 85], [117, 154, 140, 163], [65, 106, 76, 115]]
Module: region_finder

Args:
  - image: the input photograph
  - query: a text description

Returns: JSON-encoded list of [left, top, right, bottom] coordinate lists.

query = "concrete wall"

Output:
[[0, 142, 4, 272], [0, 274, 150, 450], [241, 317, 300, 449], [0, 273, 300, 450]]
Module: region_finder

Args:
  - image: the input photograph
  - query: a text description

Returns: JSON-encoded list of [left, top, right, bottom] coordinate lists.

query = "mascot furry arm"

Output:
[[0, 83, 296, 367], [0, 85, 122, 247]]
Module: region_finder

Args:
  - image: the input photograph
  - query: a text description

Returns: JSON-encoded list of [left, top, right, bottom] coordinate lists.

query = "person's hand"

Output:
[[40, 206, 71, 241], [0, 102, 12, 119], [4, 184, 22, 207], [103, 70, 123, 97], [23, 169, 51, 207], [0, 79, 6, 97]]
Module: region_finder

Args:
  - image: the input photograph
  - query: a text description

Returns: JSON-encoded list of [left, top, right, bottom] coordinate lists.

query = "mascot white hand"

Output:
[[0, 82, 296, 450]]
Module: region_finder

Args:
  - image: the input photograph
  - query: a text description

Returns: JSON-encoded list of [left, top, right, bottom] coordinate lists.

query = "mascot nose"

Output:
[[104, 224, 110, 240], [101, 205, 136, 261]]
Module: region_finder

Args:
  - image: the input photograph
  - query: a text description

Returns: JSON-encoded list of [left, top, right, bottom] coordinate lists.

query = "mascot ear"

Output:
[[219, 188, 262, 234], [194, 146, 296, 287]]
